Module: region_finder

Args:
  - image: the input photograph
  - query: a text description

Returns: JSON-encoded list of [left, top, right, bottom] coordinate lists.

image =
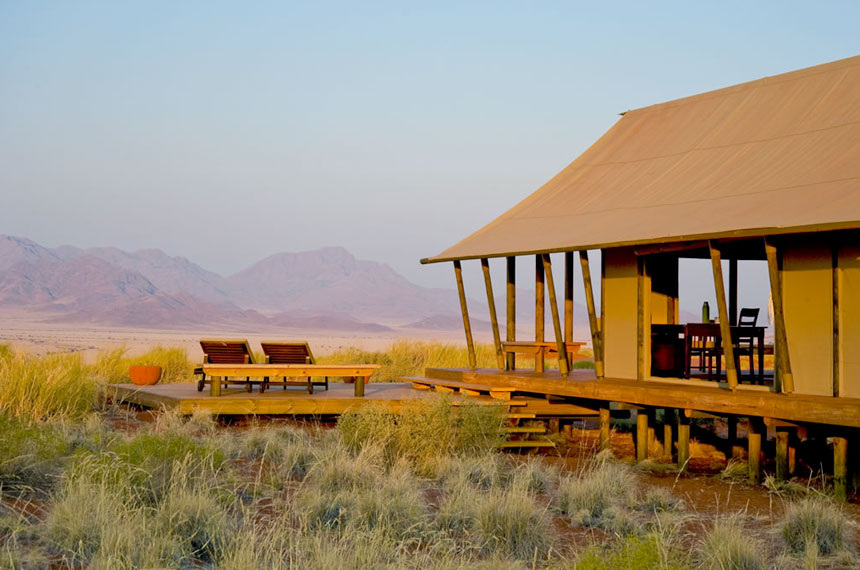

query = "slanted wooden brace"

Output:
[[453, 260, 477, 369]]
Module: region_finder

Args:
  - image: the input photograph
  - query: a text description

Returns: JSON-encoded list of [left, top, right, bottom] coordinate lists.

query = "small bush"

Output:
[[557, 455, 638, 532], [698, 516, 766, 570], [577, 534, 688, 570], [779, 497, 849, 557], [473, 484, 556, 559], [0, 413, 75, 494]]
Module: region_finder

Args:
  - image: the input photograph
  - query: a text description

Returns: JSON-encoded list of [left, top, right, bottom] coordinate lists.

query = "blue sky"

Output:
[[1, 1, 858, 308]]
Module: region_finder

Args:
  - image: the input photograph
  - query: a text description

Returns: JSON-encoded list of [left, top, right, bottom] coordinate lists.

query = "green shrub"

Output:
[[0, 413, 75, 494], [577, 534, 688, 570], [474, 484, 556, 559], [779, 497, 849, 557]]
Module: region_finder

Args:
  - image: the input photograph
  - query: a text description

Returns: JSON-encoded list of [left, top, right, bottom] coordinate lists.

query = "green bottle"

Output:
[[702, 301, 710, 323]]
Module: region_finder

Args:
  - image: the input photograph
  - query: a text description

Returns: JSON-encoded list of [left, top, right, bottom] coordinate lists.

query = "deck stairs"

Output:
[[404, 377, 556, 449]]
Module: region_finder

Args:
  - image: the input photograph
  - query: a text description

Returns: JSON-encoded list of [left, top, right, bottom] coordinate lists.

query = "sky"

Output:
[[1, 1, 859, 314]]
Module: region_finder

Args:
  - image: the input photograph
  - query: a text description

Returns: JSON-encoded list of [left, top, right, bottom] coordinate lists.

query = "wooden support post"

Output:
[[647, 408, 657, 455], [453, 260, 477, 369], [637, 256, 647, 381], [636, 411, 649, 463], [776, 430, 790, 482], [549, 418, 560, 434], [210, 376, 221, 397], [354, 375, 365, 397], [728, 416, 743, 459], [579, 251, 604, 378], [833, 245, 840, 397], [709, 241, 738, 389], [599, 408, 611, 451], [663, 409, 675, 460], [543, 254, 570, 376], [833, 436, 848, 501], [729, 258, 738, 326], [481, 258, 505, 371], [748, 419, 762, 485], [564, 251, 574, 343], [677, 413, 690, 470], [535, 255, 545, 373], [506, 256, 516, 371], [765, 238, 795, 393]]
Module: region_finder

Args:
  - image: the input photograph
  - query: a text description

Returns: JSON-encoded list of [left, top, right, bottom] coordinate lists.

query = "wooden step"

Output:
[[506, 413, 537, 419], [500, 439, 556, 449], [405, 377, 516, 397], [505, 426, 547, 434]]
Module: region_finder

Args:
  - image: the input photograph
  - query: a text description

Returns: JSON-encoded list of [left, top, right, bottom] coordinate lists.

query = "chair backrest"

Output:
[[200, 339, 255, 364], [738, 308, 759, 327], [260, 341, 315, 364]]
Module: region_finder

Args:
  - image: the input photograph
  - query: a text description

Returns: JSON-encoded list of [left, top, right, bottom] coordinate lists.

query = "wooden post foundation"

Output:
[[748, 419, 763, 485], [663, 409, 675, 460], [677, 413, 690, 470], [776, 429, 790, 482], [599, 408, 611, 451], [637, 411, 649, 463], [834, 436, 848, 501]]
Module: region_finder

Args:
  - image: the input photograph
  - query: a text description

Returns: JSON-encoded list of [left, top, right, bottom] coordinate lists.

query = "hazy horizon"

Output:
[[2, 1, 858, 312]]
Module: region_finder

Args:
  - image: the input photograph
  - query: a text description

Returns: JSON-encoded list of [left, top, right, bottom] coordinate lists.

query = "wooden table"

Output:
[[502, 341, 586, 373], [201, 364, 380, 397], [682, 324, 765, 381]]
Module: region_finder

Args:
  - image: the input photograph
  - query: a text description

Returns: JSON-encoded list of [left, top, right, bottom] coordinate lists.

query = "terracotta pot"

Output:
[[129, 365, 162, 386]]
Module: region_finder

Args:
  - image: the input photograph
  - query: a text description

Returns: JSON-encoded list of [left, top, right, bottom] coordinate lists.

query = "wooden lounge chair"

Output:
[[260, 341, 328, 393], [195, 338, 257, 392]]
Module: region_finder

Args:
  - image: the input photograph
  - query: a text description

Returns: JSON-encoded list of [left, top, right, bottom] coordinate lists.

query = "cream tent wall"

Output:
[[423, 55, 860, 264]]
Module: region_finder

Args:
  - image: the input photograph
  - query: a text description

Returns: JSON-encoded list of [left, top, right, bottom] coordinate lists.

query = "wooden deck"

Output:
[[107, 380, 604, 418], [424, 368, 860, 429]]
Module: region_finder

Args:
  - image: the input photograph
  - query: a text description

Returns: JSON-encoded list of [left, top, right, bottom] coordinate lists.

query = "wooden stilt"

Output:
[[564, 251, 574, 343], [210, 376, 221, 397], [481, 258, 505, 371], [543, 254, 569, 375], [579, 251, 604, 378], [776, 430, 789, 482], [677, 413, 690, 470], [506, 257, 516, 371], [549, 418, 560, 434], [535, 255, 545, 373], [709, 241, 738, 389], [637, 411, 649, 462], [453, 261, 477, 369], [729, 258, 738, 326], [833, 436, 848, 501], [765, 238, 795, 393], [728, 416, 744, 459], [748, 419, 762, 485], [647, 408, 657, 455], [663, 409, 675, 460], [599, 408, 611, 451]]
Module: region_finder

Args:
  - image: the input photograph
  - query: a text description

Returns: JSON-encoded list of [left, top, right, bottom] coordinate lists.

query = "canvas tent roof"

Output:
[[423, 55, 860, 264]]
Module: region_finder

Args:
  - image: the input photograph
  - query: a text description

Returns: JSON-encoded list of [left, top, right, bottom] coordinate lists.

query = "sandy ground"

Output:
[[0, 315, 478, 363]]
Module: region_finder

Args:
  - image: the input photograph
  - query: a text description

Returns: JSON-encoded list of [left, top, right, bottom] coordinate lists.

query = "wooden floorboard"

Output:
[[424, 368, 860, 429]]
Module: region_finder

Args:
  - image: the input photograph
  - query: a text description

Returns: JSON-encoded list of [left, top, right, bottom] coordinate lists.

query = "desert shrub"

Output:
[[156, 482, 231, 564], [0, 350, 100, 423], [0, 413, 75, 494], [230, 425, 315, 482], [91, 345, 194, 384], [557, 455, 638, 532], [67, 431, 226, 505], [640, 487, 683, 513], [473, 483, 556, 559], [779, 497, 850, 557], [337, 396, 506, 470], [698, 516, 766, 570], [509, 457, 558, 494]]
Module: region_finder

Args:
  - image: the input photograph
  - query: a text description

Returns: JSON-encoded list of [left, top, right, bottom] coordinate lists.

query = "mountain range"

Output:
[[0, 235, 476, 332]]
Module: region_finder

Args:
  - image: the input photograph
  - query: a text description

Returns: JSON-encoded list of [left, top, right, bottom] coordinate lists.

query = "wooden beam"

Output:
[[764, 238, 795, 394], [709, 241, 739, 389], [543, 254, 570, 376], [579, 251, 604, 378], [453, 260, 477, 369], [506, 256, 516, 371], [729, 258, 738, 326], [481, 258, 505, 371], [535, 255, 545, 373], [564, 251, 574, 343]]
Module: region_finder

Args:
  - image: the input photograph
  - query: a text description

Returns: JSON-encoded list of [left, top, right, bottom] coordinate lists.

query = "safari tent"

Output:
[[420, 55, 860, 494]]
